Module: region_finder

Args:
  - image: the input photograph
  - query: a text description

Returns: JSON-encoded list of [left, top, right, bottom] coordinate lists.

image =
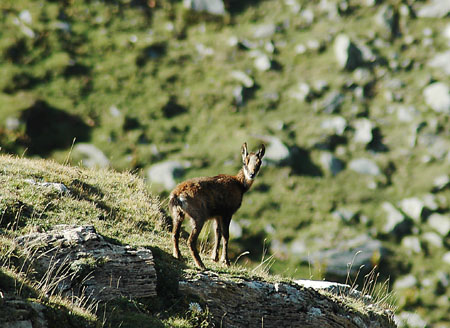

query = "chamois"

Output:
[[169, 142, 265, 270]]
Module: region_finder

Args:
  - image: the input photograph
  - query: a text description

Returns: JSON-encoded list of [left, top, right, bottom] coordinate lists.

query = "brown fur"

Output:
[[169, 142, 265, 269]]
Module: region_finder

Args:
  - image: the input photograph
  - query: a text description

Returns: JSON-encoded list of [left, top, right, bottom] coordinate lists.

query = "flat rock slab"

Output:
[[16, 225, 156, 301], [179, 272, 396, 328]]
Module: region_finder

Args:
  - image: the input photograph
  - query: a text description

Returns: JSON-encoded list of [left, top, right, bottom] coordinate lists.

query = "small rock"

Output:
[[289, 82, 312, 102], [270, 239, 289, 259], [231, 71, 254, 88], [183, 0, 225, 15], [394, 274, 417, 290], [353, 68, 373, 86], [290, 238, 306, 256], [375, 4, 399, 39], [428, 51, 450, 76], [72, 143, 110, 168], [396, 105, 419, 123], [295, 44, 307, 54], [233, 86, 244, 106], [381, 202, 408, 235], [19, 10, 32, 24], [398, 197, 424, 222], [5, 117, 21, 131], [423, 82, 450, 113], [417, 0, 450, 18], [301, 8, 315, 25], [395, 312, 427, 328], [427, 213, 450, 236], [443, 252, 450, 265], [109, 105, 121, 117], [333, 34, 364, 71], [422, 232, 443, 248], [349, 158, 381, 176], [332, 208, 356, 223], [433, 174, 449, 191], [443, 23, 450, 39], [261, 136, 291, 166], [147, 160, 188, 190], [25, 179, 70, 195], [303, 235, 388, 280], [321, 91, 345, 113], [229, 220, 243, 238], [320, 116, 347, 135], [353, 119, 373, 144], [252, 24, 276, 39], [195, 43, 214, 57], [422, 194, 438, 212], [253, 52, 271, 71], [320, 152, 345, 176], [401, 236, 421, 254]]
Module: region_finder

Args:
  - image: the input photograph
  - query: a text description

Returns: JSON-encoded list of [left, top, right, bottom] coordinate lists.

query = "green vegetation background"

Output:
[[1, 0, 449, 326]]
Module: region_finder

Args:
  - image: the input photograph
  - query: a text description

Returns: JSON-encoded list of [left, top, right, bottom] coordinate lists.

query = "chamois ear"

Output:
[[241, 142, 248, 162], [257, 144, 265, 158]]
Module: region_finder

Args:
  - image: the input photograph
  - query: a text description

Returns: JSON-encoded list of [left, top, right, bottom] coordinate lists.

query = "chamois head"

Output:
[[241, 142, 265, 180]]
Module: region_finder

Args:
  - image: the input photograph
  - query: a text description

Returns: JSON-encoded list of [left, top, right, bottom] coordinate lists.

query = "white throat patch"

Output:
[[243, 166, 254, 181]]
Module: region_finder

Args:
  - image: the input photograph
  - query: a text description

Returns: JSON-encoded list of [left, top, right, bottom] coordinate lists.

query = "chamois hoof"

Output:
[[221, 259, 231, 267], [211, 255, 219, 262], [195, 262, 207, 271]]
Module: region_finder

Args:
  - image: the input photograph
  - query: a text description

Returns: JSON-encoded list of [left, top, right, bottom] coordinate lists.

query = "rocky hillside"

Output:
[[0, 0, 449, 326], [0, 155, 395, 327]]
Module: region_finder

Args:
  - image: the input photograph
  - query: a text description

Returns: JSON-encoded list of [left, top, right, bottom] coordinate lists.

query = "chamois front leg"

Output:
[[211, 218, 222, 262], [220, 216, 232, 266], [188, 219, 206, 270]]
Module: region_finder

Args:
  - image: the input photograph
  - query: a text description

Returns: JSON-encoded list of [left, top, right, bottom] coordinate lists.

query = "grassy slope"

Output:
[[0, 155, 393, 327], [0, 0, 449, 325]]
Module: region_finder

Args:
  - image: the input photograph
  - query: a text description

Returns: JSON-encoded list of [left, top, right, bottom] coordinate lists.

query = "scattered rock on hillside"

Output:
[[433, 174, 450, 191], [259, 136, 291, 166], [349, 158, 381, 176], [422, 232, 443, 248], [321, 116, 347, 135], [395, 311, 427, 328], [15, 225, 157, 301], [183, 0, 225, 16], [401, 236, 421, 254], [333, 34, 364, 71], [416, 0, 450, 18], [423, 82, 450, 113], [320, 152, 345, 176], [353, 118, 374, 144], [303, 235, 389, 281], [252, 23, 276, 39], [250, 51, 271, 71], [289, 82, 312, 102], [375, 4, 399, 39], [427, 213, 450, 236], [394, 274, 418, 290], [428, 51, 450, 76], [147, 160, 189, 190], [382, 202, 410, 236], [320, 91, 345, 113], [230, 70, 254, 88], [398, 197, 424, 223], [72, 143, 110, 168]]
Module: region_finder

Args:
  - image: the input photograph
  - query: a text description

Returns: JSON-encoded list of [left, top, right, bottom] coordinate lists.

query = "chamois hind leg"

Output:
[[211, 217, 222, 262], [219, 216, 232, 266], [172, 210, 185, 260], [188, 219, 206, 270]]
